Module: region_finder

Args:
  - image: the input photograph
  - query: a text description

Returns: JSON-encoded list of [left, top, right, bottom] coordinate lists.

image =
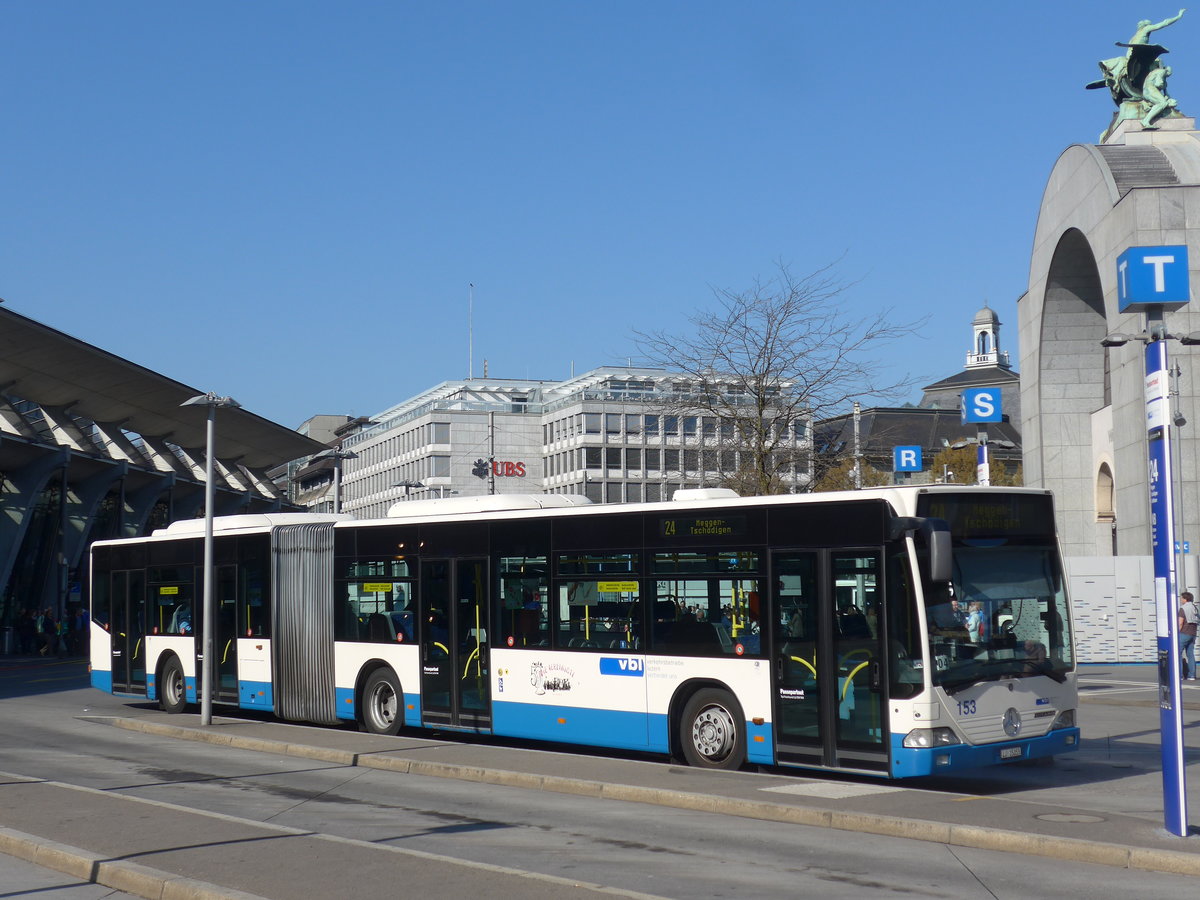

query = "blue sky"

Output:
[[3, 3, 1193, 429]]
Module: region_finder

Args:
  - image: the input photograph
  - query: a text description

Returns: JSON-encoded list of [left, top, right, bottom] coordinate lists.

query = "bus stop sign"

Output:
[[1117, 245, 1190, 312], [893, 446, 922, 472], [961, 388, 1002, 424]]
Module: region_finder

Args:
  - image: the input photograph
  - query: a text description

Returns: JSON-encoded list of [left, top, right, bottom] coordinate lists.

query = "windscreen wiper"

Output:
[[937, 658, 1022, 695]]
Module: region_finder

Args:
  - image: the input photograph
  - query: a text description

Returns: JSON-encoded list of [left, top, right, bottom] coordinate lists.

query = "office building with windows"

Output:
[[337, 367, 812, 519]]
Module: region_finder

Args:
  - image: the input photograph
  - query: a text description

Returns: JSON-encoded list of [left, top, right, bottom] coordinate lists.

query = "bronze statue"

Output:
[[1141, 63, 1177, 126], [1087, 10, 1187, 133]]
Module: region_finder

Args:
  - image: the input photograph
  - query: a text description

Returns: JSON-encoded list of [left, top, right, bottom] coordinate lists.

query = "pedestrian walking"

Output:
[[39, 608, 57, 657], [18, 609, 37, 655], [1179, 591, 1199, 680]]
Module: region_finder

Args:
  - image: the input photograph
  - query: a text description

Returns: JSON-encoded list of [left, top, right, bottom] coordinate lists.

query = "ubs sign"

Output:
[[472, 458, 527, 478]]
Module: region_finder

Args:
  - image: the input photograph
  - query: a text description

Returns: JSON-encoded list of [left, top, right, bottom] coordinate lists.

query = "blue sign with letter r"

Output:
[[894, 446, 922, 472]]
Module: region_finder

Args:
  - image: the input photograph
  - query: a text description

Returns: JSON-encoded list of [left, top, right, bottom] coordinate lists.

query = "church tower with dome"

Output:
[[919, 303, 1021, 425]]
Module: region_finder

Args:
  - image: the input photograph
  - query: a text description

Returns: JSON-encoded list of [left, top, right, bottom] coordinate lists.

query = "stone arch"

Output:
[[1019, 134, 1200, 558], [1033, 228, 1108, 551]]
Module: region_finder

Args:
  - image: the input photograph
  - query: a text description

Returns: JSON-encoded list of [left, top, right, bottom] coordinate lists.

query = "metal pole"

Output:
[[488, 411, 496, 495], [852, 401, 861, 489], [332, 458, 342, 514], [976, 426, 990, 486], [1171, 361, 1188, 592], [59, 466, 69, 621], [1145, 316, 1187, 837], [200, 404, 216, 727]]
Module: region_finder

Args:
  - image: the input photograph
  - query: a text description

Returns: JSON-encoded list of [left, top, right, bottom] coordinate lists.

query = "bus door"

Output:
[[195, 564, 239, 704], [771, 549, 887, 772], [109, 570, 147, 694], [419, 558, 491, 730]]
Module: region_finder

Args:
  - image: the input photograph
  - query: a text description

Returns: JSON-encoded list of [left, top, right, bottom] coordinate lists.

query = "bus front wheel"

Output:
[[160, 657, 187, 714], [680, 688, 745, 771], [361, 668, 403, 735]]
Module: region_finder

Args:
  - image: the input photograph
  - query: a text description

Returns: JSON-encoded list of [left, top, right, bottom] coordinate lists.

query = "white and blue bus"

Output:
[[89, 485, 1078, 778]]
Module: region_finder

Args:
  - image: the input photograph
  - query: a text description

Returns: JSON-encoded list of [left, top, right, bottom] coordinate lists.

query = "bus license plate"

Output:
[[1000, 747, 1022, 759]]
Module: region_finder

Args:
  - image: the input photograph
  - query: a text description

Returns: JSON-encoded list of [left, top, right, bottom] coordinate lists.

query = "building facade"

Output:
[[1018, 117, 1200, 560], [1016, 117, 1200, 662], [920, 304, 1021, 424], [337, 368, 812, 519], [814, 306, 1022, 487]]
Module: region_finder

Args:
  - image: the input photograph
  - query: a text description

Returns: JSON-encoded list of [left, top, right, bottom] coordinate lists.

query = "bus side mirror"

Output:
[[890, 516, 953, 583], [922, 518, 952, 583]]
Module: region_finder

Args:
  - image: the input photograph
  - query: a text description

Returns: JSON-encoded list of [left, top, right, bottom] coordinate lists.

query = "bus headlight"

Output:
[[903, 727, 960, 748], [1051, 709, 1076, 729]]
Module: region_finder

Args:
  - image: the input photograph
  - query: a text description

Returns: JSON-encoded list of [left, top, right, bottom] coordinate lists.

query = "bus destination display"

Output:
[[659, 515, 747, 539]]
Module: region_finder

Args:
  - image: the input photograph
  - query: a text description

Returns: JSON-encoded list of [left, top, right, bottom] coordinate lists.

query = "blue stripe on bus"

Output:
[[335, 686, 355, 720], [746, 720, 774, 765], [888, 727, 1080, 777], [493, 701, 774, 762], [95, 665, 777, 765], [404, 694, 420, 727], [240, 680, 274, 710], [493, 700, 661, 751], [332, 687, 423, 726]]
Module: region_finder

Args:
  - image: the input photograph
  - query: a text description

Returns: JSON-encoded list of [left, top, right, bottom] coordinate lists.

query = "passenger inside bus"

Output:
[[169, 603, 192, 635], [836, 604, 871, 638]]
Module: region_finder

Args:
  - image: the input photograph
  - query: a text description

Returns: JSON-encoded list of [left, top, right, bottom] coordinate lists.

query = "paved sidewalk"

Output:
[[3, 706, 1200, 899]]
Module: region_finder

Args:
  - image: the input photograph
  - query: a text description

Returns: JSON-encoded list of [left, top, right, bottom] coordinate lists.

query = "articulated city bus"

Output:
[[89, 485, 1078, 777]]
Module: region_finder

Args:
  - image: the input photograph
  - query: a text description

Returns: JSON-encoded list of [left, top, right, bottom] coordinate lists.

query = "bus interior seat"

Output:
[[366, 613, 395, 643], [390, 610, 415, 642], [712, 623, 733, 652]]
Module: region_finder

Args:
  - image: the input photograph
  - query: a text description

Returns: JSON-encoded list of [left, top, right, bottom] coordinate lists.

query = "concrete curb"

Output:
[[102, 716, 1200, 877], [0, 824, 267, 900]]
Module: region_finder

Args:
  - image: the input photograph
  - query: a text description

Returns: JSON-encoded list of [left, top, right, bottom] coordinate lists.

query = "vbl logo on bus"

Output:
[[599, 657, 644, 677]]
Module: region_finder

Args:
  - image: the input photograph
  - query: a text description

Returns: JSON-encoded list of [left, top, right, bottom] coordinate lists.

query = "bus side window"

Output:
[[498, 555, 549, 648]]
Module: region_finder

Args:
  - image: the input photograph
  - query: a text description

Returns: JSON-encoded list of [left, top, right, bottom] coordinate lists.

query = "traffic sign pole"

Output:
[[1147, 334, 1188, 837], [1119, 245, 1191, 838]]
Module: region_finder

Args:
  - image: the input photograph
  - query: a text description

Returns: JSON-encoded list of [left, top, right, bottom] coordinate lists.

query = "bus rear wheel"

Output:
[[680, 688, 745, 770], [159, 657, 187, 714], [361, 668, 403, 735]]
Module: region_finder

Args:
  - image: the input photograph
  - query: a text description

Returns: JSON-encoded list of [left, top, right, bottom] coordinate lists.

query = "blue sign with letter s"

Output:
[[961, 388, 1002, 424]]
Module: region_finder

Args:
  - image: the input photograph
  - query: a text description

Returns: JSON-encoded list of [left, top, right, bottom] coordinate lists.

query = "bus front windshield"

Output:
[[918, 493, 1073, 692]]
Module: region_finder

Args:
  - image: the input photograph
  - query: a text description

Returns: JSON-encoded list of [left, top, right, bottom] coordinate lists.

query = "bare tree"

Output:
[[633, 262, 924, 496]]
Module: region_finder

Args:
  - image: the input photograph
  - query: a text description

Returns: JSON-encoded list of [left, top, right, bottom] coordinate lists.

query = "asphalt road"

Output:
[[2, 657, 1200, 899]]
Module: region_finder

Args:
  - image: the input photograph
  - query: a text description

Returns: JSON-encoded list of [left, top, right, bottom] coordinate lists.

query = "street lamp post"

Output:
[[1169, 361, 1189, 593], [180, 391, 240, 727], [312, 447, 358, 514], [393, 480, 423, 500]]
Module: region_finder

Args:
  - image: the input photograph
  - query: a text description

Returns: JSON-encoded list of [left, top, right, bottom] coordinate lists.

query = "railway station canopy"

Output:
[[0, 304, 326, 628]]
